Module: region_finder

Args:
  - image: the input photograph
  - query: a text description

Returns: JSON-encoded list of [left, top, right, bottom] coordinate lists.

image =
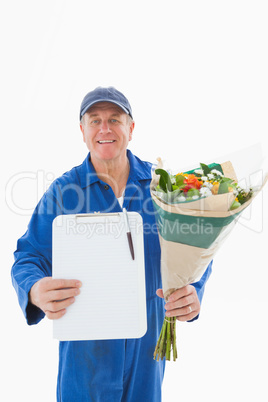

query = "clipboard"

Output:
[[52, 212, 147, 341]]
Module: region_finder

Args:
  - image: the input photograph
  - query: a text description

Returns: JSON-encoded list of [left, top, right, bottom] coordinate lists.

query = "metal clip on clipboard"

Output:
[[75, 212, 121, 224]]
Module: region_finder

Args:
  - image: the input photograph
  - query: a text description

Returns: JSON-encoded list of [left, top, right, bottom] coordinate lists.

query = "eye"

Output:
[[110, 119, 118, 123]]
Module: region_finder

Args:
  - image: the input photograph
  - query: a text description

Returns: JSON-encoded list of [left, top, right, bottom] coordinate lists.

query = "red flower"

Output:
[[182, 174, 202, 193]]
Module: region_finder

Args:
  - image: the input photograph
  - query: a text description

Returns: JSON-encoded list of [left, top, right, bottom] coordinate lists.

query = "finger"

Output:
[[45, 308, 67, 320], [46, 278, 82, 291], [156, 289, 164, 299], [165, 303, 194, 317], [44, 293, 79, 320], [46, 296, 76, 313], [48, 287, 80, 302], [166, 302, 200, 321], [165, 294, 195, 311], [166, 308, 198, 322], [177, 310, 199, 322], [176, 301, 200, 322], [167, 285, 193, 302]]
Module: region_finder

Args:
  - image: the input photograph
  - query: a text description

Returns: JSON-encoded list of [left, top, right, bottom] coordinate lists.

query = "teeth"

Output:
[[98, 140, 115, 144]]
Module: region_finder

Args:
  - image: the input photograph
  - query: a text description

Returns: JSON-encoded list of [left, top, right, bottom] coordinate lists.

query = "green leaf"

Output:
[[155, 168, 173, 192], [166, 188, 183, 202], [200, 163, 211, 176], [187, 188, 200, 197], [155, 184, 165, 193], [175, 174, 185, 187], [220, 177, 233, 183], [230, 200, 241, 210], [218, 181, 229, 194]]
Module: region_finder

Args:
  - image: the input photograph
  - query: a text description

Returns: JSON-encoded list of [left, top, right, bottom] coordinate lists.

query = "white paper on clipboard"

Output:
[[52, 212, 147, 341]]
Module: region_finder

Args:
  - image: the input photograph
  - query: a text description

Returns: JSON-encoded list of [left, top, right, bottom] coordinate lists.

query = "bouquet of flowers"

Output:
[[151, 158, 267, 361]]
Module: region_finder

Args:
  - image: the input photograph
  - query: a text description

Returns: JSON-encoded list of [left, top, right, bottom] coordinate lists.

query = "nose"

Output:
[[99, 120, 111, 133]]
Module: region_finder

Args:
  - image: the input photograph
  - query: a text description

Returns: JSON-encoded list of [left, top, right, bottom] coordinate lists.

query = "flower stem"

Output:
[[153, 316, 178, 361], [158, 319, 167, 361], [166, 319, 171, 360], [153, 321, 165, 360], [173, 318, 177, 361]]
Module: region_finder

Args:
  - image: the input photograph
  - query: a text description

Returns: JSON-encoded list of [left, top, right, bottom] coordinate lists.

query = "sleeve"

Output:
[[11, 183, 63, 325], [189, 259, 213, 322]]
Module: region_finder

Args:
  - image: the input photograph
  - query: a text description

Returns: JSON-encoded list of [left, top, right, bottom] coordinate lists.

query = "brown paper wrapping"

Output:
[[159, 222, 235, 300]]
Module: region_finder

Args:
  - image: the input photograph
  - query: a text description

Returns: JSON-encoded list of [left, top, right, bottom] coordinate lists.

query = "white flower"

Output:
[[200, 187, 212, 197], [207, 173, 214, 180], [201, 176, 208, 181], [203, 181, 213, 189], [233, 188, 238, 196], [194, 168, 204, 175], [211, 169, 223, 176], [176, 195, 186, 202]]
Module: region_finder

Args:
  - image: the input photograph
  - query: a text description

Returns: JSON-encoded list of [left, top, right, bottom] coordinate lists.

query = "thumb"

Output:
[[156, 288, 164, 299]]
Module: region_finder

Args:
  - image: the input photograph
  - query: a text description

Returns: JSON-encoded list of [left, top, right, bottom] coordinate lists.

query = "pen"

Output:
[[123, 208, 135, 260]]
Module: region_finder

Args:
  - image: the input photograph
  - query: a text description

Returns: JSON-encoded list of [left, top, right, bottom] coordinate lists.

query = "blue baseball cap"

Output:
[[80, 86, 133, 120]]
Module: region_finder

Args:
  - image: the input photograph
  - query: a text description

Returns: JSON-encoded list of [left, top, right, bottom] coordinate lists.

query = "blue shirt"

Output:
[[11, 150, 212, 402]]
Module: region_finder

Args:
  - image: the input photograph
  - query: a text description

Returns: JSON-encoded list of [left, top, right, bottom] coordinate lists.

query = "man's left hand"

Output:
[[156, 285, 200, 321]]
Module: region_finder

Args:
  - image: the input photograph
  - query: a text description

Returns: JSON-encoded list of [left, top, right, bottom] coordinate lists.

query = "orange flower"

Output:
[[183, 174, 202, 193]]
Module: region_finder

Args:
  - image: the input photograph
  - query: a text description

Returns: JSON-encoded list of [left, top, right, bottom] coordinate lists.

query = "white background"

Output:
[[1, 1, 268, 401]]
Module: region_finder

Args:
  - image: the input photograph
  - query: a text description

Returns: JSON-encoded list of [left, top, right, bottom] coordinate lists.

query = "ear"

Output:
[[80, 122, 86, 143], [128, 121, 135, 141]]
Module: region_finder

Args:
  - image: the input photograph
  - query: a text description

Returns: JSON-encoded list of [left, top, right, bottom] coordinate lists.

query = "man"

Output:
[[12, 87, 212, 401]]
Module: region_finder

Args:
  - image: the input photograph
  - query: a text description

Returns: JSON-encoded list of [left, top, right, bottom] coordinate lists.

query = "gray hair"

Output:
[[80, 113, 133, 126]]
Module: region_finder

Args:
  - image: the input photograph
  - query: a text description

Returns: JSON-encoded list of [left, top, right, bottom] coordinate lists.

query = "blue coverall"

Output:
[[11, 150, 212, 402]]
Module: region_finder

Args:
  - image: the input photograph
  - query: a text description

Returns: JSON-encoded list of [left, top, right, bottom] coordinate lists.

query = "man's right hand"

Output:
[[29, 277, 82, 320]]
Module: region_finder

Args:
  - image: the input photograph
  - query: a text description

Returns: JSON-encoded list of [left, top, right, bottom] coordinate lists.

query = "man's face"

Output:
[[80, 102, 134, 164]]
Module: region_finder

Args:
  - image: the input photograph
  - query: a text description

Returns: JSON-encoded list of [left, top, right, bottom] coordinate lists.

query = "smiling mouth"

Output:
[[97, 140, 115, 144]]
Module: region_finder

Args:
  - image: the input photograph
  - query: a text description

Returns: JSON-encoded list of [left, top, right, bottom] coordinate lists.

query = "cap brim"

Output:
[[80, 99, 130, 119]]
